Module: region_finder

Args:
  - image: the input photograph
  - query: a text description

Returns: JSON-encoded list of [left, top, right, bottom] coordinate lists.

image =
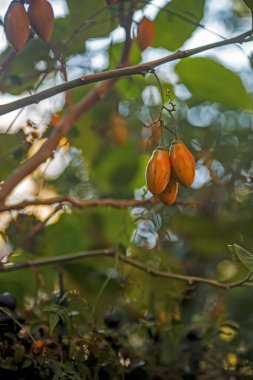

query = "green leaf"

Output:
[[49, 312, 60, 334], [228, 244, 241, 264], [228, 244, 253, 271], [14, 344, 25, 363], [154, 0, 206, 51], [22, 359, 33, 369], [53, 0, 118, 57], [7, 215, 41, 251], [93, 142, 141, 196], [175, 57, 252, 110], [108, 40, 142, 70], [0, 131, 28, 180], [0, 40, 52, 95], [0, 357, 18, 371]]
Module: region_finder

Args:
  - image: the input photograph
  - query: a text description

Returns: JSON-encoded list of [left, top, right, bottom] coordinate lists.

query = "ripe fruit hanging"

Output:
[[170, 141, 195, 188], [4, 2, 30, 51], [159, 175, 178, 206], [109, 114, 129, 146], [146, 147, 171, 195], [28, 0, 54, 42], [136, 17, 155, 51]]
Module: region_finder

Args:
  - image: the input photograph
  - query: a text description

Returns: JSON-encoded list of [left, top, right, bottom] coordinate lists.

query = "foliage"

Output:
[[0, 0, 253, 378]]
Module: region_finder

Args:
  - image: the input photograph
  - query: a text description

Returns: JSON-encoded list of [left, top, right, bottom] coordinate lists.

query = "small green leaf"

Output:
[[22, 358, 33, 369], [228, 244, 241, 264], [0, 357, 18, 371], [228, 245, 236, 255], [14, 344, 25, 363], [229, 244, 253, 271], [49, 313, 60, 334]]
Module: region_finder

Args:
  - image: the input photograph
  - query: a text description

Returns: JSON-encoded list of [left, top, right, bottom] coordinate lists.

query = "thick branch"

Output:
[[0, 30, 252, 116], [1, 248, 249, 290]]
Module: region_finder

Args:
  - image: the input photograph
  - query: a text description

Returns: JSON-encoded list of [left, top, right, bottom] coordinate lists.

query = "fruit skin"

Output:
[[136, 17, 155, 51], [159, 174, 178, 206], [28, 0, 54, 42], [169, 141, 195, 188], [4, 2, 30, 51], [146, 147, 171, 195], [109, 114, 129, 146]]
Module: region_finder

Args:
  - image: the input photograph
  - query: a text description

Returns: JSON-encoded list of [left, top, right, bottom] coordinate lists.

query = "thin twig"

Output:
[[0, 30, 252, 117], [0, 30, 251, 203], [0, 307, 35, 343], [0, 248, 250, 290], [229, 271, 252, 288], [0, 196, 197, 214]]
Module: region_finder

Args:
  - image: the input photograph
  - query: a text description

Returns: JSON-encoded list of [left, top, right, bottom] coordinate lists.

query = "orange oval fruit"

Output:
[[136, 17, 155, 51], [169, 141, 195, 188], [28, 0, 54, 42], [159, 175, 178, 206], [146, 147, 171, 195], [4, 2, 30, 51], [109, 114, 129, 146]]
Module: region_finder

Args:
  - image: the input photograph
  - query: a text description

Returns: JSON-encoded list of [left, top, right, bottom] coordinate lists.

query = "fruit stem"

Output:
[[163, 91, 179, 140], [149, 68, 167, 147], [152, 70, 165, 106], [160, 119, 165, 146], [170, 112, 179, 140]]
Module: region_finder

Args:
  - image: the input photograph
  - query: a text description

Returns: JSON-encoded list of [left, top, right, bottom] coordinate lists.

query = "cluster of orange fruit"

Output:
[[146, 141, 195, 205], [4, 0, 54, 52]]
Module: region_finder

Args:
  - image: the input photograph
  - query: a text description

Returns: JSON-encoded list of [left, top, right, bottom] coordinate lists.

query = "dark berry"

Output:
[[104, 312, 122, 329], [185, 327, 202, 341], [0, 292, 17, 311]]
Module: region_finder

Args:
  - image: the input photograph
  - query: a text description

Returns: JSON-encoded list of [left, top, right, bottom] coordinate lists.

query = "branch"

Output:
[[0, 195, 197, 213], [1, 248, 250, 290], [0, 30, 252, 116], [0, 2, 134, 204], [0, 196, 157, 212], [0, 30, 251, 203]]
